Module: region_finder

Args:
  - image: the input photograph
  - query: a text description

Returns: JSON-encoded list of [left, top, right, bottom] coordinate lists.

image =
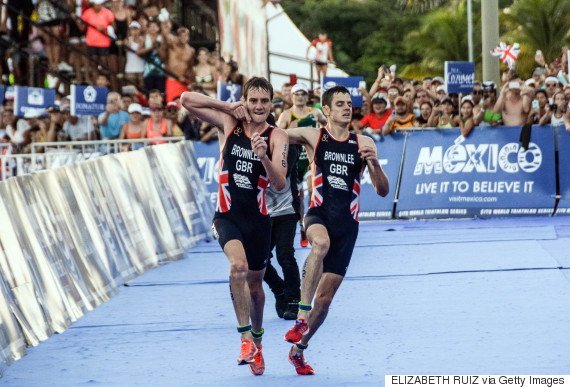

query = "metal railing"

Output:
[[0, 152, 74, 181], [31, 137, 185, 155]]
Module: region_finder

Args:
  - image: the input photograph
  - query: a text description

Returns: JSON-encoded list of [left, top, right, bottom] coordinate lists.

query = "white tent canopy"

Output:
[[265, 4, 348, 92]]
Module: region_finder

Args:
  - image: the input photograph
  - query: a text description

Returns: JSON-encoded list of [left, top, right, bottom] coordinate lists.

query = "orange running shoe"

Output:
[[284, 319, 309, 343], [237, 339, 257, 365], [300, 229, 309, 248], [248, 344, 265, 375], [288, 346, 315, 375]]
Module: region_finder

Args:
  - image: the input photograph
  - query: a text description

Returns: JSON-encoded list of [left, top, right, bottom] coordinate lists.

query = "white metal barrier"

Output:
[[31, 137, 185, 155], [0, 152, 76, 181]]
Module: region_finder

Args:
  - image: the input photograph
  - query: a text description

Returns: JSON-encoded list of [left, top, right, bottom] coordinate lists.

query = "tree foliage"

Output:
[[281, 0, 564, 82]]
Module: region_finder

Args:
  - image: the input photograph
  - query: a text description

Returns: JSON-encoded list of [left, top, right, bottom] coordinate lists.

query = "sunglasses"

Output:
[[166, 108, 178, 113], [472, 90, 482, 95], [546, 83, 557, 87], [388, 91, 399, 96], [294, 92, 307, 96]]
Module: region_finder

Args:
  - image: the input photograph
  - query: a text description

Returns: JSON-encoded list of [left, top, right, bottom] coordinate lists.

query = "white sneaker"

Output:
[[58, 62, 73, 72]]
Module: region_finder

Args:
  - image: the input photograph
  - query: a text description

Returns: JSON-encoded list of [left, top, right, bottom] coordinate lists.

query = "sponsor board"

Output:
[[396, 126, 556, 218]]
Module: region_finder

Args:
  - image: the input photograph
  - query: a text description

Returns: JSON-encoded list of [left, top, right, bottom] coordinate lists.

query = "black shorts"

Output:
[[212, 213, 271, 271], [88, 45, 109, 57], [315, 60, 328, 67], [304, 207, 359, 276]]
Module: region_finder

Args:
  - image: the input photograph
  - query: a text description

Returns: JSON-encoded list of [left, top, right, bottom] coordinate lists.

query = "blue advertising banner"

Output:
[[359, 133, 405, 220], [218, 82, 242, 103], [193, 141, 221, 208], [322, 76, 365, 107], [555, 126, 570, 215], [396, 126, 556, 218], [445, 61, 475, 94], [0, 86, 4, 107], [70, 85, 108, 116], [13, 86, 56, 117]]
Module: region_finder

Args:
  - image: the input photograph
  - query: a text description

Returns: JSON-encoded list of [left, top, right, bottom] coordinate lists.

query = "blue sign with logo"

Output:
[[218, 82, 242, 103], [359, 133, 405, 220], [396, 126, 556, 218], [555, 126, 570, 215], [322, 76, 365, 107], [13, 86, 56, 117], [70, 85, 108, 116], [445, 61, 475, 94]]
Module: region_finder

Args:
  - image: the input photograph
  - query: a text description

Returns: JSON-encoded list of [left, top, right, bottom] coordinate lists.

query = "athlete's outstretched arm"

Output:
[[252, 128, 288, 191], [180, 91, 247, 132], [357, 135, 389, 197]]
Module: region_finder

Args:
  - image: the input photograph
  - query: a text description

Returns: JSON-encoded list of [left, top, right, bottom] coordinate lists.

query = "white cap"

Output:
[[436, 85, 446, 93], [545, 76, 558, 85], [128, 103, 143, 114], [129, 21, 141, 29], [92, 0, 106, 4], [525, 78, 535, 86], [461, 95, 474, 106], [291, 83, 309, 94]]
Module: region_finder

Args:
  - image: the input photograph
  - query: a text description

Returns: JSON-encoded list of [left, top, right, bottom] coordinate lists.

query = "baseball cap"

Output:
[[92, 0, 107, 4], [291, 83, 309, 94], [525, 78, 536, 86], [46, 105, 60, 113], [129, 21, 141, 29], [371, 93, 387, 104], [432, 76, 444, 84], [460, 95, 474, 106], [128, 103, 143, 114], [441, 97, 453, 105], [482, 81, 495, 90], [166, 101, 179, 109], [436, 85, 446, 93]]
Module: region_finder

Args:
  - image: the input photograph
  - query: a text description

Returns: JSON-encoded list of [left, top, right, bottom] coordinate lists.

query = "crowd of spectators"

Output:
[[0, 0, 251, 156], [1, 1, 570, 160]]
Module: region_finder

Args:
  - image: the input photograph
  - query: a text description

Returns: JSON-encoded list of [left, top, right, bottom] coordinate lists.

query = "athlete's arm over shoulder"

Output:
[[357, 134, 389, 197], [286, 126, 320, 148], [256, 128, 288, 191], [180, 91, 246, 134]]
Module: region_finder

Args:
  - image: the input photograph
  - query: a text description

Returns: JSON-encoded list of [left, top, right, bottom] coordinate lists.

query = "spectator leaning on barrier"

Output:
[[428, 97, 458, 129], [527, 89, 548, 125], [306, 32, 334, 83], [383, 96, 415, 136], [62, 104, 97, 140], [46, 105, 67, 142], [145, 103, 172, 143], [354, 93, 391, 136], [459, 95, 478, 137], [415, 100, 433, 128], [476, 81, 501, 127], [539, 91, 566, 127], [99, 91, 130, 139]]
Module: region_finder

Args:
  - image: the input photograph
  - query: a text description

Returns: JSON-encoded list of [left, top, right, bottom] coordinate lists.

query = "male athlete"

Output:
[[180, 77, 288, 376], [278, 83, 327, 248], [283, 85, 389, 375]]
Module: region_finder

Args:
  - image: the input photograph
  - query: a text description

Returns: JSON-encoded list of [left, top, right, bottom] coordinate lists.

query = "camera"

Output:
[[550, 104, 557, 111]]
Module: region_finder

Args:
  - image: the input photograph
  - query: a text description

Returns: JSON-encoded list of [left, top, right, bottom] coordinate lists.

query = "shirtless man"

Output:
[[164, 27, 195, 102], [493, 76, 531, 126]]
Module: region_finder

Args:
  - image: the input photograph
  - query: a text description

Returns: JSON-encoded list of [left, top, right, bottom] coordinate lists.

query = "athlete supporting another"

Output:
[[180, 77, 288, 376], [283, 85, 389, 375]]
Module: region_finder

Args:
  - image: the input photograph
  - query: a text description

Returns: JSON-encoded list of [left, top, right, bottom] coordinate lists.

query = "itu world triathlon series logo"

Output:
[[83, 86, 97, 103]]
